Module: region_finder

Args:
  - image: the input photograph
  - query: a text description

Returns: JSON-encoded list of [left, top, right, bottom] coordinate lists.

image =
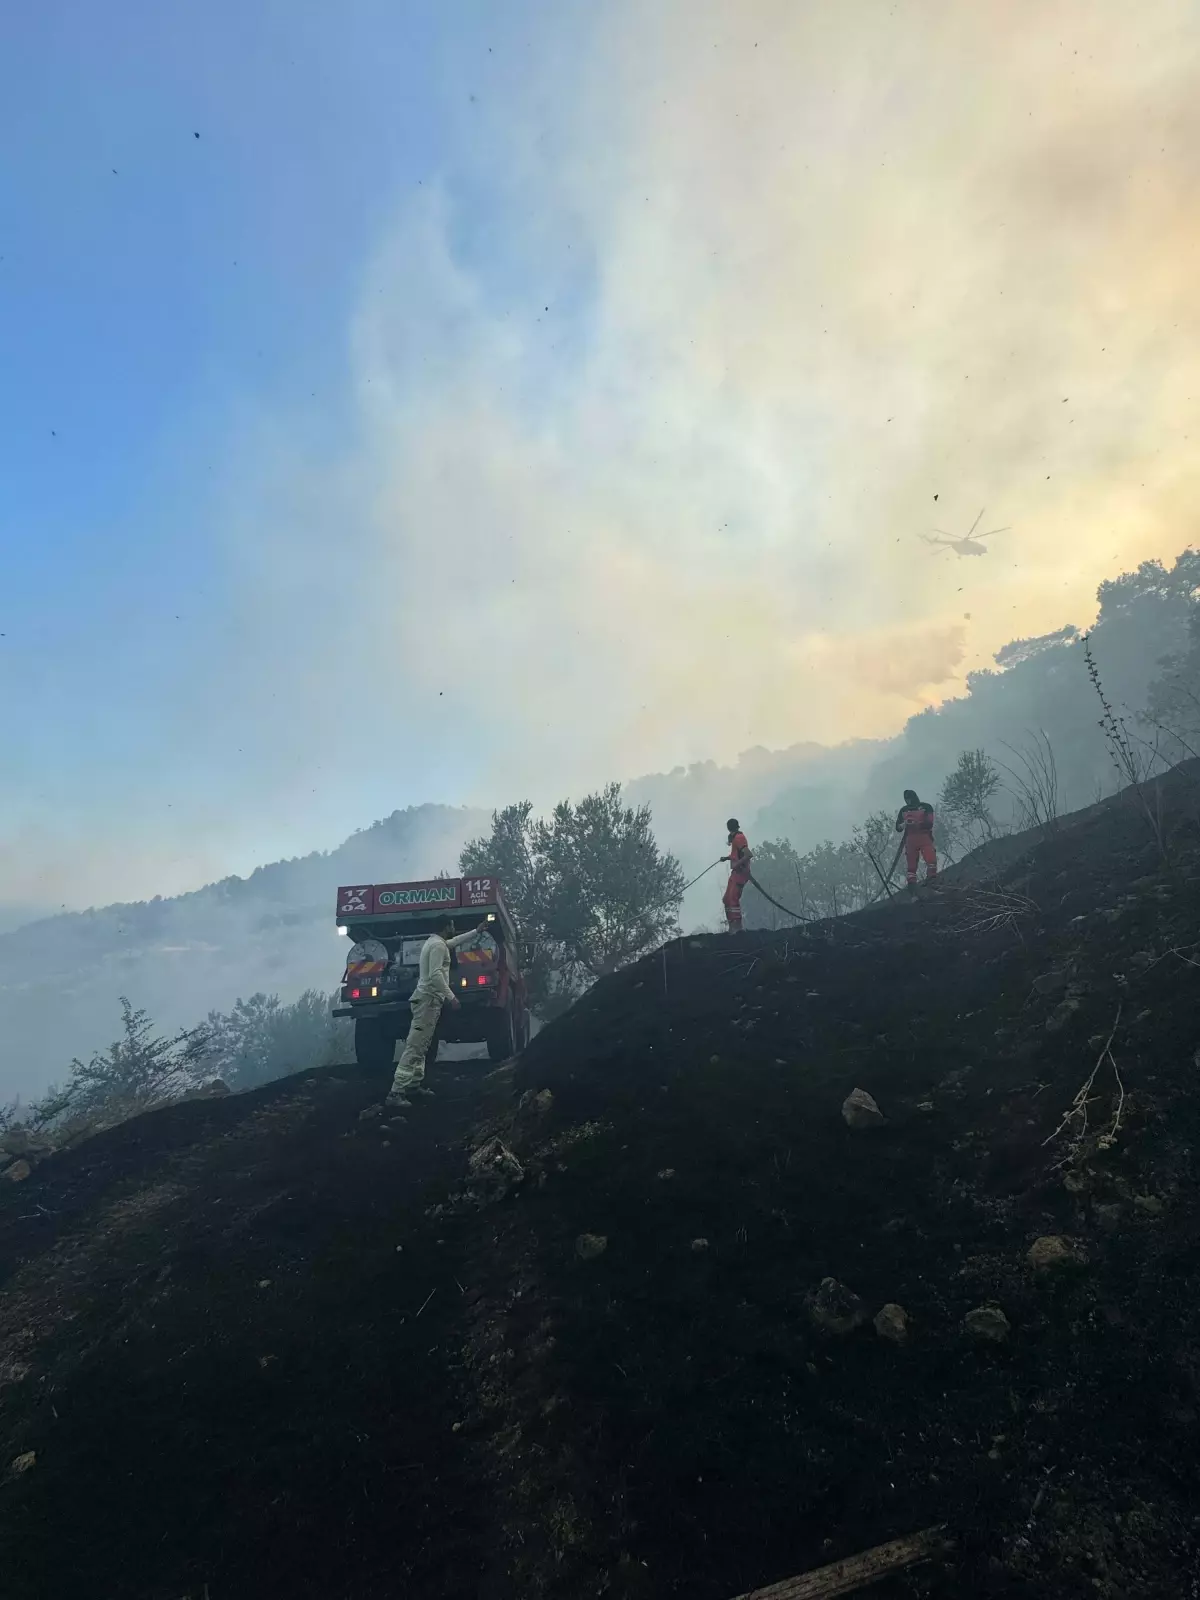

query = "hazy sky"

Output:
[[3, 0, 1198, 911]]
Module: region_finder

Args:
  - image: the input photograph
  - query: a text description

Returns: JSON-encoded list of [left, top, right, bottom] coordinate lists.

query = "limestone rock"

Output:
[[0, 1128, 51, 1158], [1093, 1202, 1123, 1230], [808, 1277, 866, 1335], [9, 1451, 36, 1476], [3, 1160, 31, 1184], [842, 1088, 885, 1129], [874, 1303, 910, 1343], [965, 1305, 1011, 1343], [575, 1233, 608, 1261], [1045, 999, 1081, 1034], [1133, 1194, 1165, 1216], [1027, 1235, 1084, 1273], [467, 1138, 525, 1204], [690, 1238, 710, 1253]]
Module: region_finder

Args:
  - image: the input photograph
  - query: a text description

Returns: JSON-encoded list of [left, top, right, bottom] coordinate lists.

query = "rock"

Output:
[[1063, 1167, 1090, 1194], [657, 1168, 676, 1180], [199, 1079, 231, 1098], [0, 1128, 51, 1158], [965, 1305, 1011, 1344], [842, 1088, 885, 1129], [1045, 999, 1081, 1034], [1127, 951, 1155, 972], [534, 1089, 553, 1112], [467, 1138, 525, 1203], [1134, 1194, 1165, 1216], [874, 1303, 909, 1343], [3, 1160, 31, 1184], [1032, 970, 1069, 996], [1027, 1235, 1084, 1273], [1093, 1202, 1123, 1231], [575, 1233, 608, 1262], [690, 1238, 710, 1253], [9, 1451, 36, 1476], [808, 1277, 866, 1336], [358, 1105, 383, 1121]]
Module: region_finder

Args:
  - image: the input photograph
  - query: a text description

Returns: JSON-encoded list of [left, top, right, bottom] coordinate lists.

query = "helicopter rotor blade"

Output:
[[977, 527, 1010, 540], [965, 508, 986, 538]]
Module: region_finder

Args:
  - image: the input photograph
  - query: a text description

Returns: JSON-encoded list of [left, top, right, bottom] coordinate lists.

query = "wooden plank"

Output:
[[728, 1526, 952, 1600]]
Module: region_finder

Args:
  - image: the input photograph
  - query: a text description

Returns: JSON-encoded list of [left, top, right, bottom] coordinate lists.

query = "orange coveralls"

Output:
[[723, 831, 752, 930], [897, 805, 938, 884]]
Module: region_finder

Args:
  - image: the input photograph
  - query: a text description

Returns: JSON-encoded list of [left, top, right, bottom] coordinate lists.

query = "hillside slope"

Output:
[[2, 771, 1199, 1598]]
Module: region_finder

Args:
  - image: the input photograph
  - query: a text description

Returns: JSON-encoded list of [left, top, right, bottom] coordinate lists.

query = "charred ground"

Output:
[[2, 770, 1200, 1598]]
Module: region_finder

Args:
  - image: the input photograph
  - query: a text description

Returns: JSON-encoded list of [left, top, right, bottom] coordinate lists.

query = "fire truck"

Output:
[[331, 874, 530, 1068]]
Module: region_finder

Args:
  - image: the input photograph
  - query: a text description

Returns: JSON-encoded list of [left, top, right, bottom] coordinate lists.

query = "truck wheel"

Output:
[[487, 1008, 515, 1063], [354, 1016, 395, 1069]]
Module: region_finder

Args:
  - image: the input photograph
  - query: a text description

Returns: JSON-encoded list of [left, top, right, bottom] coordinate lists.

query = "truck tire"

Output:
[[487, 1007, 515, 1063], [354, 1016, 395, 1069]]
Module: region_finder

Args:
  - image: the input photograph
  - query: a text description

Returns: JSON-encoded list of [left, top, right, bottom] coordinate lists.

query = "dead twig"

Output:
[[413, 1287, 437, 1320], [1042, 1005, 1124, 1153]]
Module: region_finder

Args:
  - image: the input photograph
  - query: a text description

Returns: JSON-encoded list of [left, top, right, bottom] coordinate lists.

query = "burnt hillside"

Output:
[[2, 769, 1200, 1599]]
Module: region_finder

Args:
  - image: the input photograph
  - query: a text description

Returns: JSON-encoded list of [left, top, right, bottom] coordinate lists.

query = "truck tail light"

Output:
[[477, 975, 489, 985], [350, 988, 361, 999]]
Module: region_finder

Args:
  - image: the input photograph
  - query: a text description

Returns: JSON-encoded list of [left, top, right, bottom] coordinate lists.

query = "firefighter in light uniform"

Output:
[[386, 917, 488, 1108], [722, 819, 753, 933]]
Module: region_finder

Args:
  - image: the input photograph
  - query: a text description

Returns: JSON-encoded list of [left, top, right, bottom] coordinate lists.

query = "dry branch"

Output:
[[728, 1525, 952, 1600]]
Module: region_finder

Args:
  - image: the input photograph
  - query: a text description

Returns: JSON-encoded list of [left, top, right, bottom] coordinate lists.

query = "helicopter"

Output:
[[920, 508, 1009, 557]]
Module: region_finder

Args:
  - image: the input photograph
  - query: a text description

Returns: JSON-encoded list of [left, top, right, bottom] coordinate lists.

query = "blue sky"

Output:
[[2, 0, 1197, 913], [1, 0, 573, 903]]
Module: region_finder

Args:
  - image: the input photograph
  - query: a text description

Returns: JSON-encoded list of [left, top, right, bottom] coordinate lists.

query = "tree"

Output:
[[740, 839, 806, 930], [461, 784, 685, 1012], [849, 809, 901, 899], [205, 990, 349, 1090], [939, 749, 1002, 850], [32, 998, 211, 1127], [460, 800, 560, 1011]]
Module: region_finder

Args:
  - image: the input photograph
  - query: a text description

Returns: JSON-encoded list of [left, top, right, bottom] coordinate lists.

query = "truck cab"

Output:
[[332, 874, 530, 1067]]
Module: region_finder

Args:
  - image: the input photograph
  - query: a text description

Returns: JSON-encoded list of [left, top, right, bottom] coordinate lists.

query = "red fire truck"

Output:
[[331, 874, 530, 1068]]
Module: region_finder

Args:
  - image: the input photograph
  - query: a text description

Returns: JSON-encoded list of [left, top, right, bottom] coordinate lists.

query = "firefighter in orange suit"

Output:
[[722, 819, 753, 932], [895, 789, 938, 887]]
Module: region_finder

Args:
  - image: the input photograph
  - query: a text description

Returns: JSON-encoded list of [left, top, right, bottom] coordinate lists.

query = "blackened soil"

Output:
[[3, 770, 1200, 1599], [0, 1063, 504, 1599]]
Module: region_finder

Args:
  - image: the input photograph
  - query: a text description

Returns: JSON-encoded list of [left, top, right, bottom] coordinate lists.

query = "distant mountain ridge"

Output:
[[0, 804, 489, 1101]]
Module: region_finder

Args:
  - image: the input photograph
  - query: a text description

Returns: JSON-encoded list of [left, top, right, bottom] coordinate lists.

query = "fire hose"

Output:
[[680, 857, 815, 923], [682, 843, 906, 925]]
